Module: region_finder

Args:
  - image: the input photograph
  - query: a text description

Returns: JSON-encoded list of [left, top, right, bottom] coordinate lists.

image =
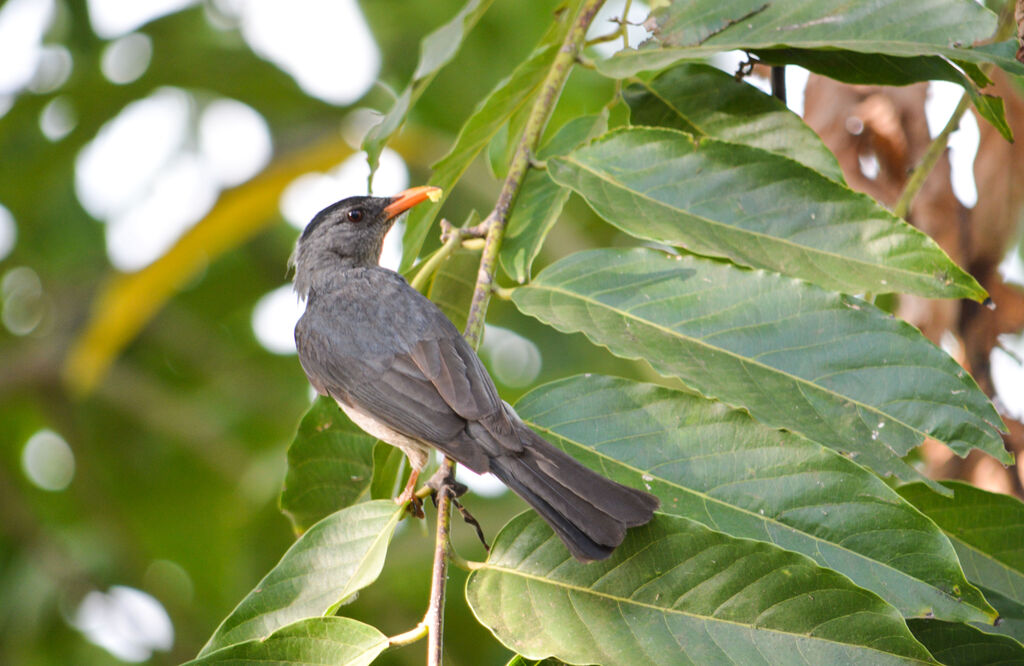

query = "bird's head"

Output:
[[290, 185, 441, 297]]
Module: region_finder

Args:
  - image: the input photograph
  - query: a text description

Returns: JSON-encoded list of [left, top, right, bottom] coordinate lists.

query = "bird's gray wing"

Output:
[[294, 269, 505, 469]]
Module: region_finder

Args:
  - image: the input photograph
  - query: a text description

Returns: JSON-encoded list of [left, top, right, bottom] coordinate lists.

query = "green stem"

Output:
[[892, 92, 972, 220], [388, 620, 429, 647], [463, 0, 606, 348], [409, 227, 461, 293]]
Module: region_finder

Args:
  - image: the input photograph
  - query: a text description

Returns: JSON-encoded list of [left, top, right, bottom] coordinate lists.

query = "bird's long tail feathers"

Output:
[[488, 425, 659, 562]]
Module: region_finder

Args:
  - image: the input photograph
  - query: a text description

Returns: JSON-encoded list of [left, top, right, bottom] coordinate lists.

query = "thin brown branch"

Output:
[[423, 2, 609, 662], [463, 0, 607, 348], [426, 458, 456, 666]]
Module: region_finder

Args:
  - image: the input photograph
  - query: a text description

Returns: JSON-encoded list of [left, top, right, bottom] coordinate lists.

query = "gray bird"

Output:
[[291, 186, 658, 561]]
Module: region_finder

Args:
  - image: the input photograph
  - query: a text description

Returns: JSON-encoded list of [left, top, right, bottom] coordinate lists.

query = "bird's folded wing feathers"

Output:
[[295, 273, 507, 464]]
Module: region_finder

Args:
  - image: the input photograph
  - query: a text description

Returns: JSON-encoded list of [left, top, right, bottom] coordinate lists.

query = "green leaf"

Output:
[[748, 52, 1011, 142], [400, 12, 575, 270], [199, 501, 403, 655], [511, 248, 1009, 485], [977, 588, 1024, 644], [488, 101, 533, 180], [597, 0, 1019, 137], [280, 397, 377, 534], [752, 48, 984, 88], [370, 441, 408, 501], [467, 512, 934, 665], [501, 113, 608, 283], [897, 482, 1024, 611], [428, 246, 483, 332], [748, 51, 1011, 142], [969, 93, 1012, 144], [187, 617, 387, 666], [970, 40, 1024, 78], [363, 0, 495, 177], [624, 64, 841, 182], [547, 127, 985, 299], [598, 0, 1019, 79], [514, 375, 995, 623], [906, 619, 1024, 666]]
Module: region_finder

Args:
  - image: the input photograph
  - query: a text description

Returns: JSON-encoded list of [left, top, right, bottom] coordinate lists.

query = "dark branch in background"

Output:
[[424, 1, 609, 663], [771, 65, 787, 104]]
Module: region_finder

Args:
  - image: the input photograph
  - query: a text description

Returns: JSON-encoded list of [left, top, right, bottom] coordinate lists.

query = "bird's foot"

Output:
[[425, 465, 488, 551], [453, 497, 489, 552], [425, 465, 468, 504]]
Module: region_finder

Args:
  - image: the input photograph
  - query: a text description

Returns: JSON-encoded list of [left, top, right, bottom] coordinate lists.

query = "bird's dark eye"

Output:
[[346, 208, 364, 223]]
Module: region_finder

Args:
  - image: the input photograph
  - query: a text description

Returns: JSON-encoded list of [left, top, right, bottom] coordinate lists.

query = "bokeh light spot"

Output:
[[992, 332, 1024, 422], [73, 586, 174, 662], [39, 95, 77, 141], [239, 0, 379, 105], [75, 87, 192, 221], [104, 152, 218, 271], [198, 98, 272, 187], [251, 284, 303, 355], [101, 32, 153, 84], [2, 265, 47, 335], [586, 0, 651, 58], [926, 81, 979, 208], [86, 0, 196, 38], [481, 325, 542, 388], [29, 45, 73, 94], [21, 429, 75, 491], [143, 560, 194, 606], [0, 0, 56, 95], [0, 203, 16, 260]]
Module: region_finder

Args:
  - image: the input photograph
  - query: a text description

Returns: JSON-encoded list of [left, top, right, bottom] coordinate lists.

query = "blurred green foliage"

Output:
[[0, 1, 640, 664]]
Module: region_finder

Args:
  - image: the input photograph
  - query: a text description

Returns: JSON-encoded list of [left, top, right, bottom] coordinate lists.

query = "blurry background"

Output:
[[1, 1, 1023, 664], [0, 1, 652, 663]]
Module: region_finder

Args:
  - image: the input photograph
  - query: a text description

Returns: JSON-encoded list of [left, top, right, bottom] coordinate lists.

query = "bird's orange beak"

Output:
[[383, 186, 442, 220]]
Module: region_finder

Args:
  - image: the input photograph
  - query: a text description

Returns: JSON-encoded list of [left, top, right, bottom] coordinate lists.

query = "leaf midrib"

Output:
[[522, 418, 977, 617], [554, 148, 944, 291], [524, 279, 934, 444], [474, 562, 932, 664]]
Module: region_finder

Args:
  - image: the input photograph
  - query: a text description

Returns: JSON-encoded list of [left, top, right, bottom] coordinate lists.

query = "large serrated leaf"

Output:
[[187, 617, 387, 666], [199, 501, 403, 655], [467, 512, 934, 665], [400, 11, 577, 270], [514, 375, 995, 623], [598, 0, 1019, 138], [280, 397, 376, 533], [599, 0, 1023, 80], [547, 127, 985, 299], [624, 63, 843, 182], [511, 248, 1008, 485], [898, 482, 1024, 612], [501, 112, 608, 283]]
